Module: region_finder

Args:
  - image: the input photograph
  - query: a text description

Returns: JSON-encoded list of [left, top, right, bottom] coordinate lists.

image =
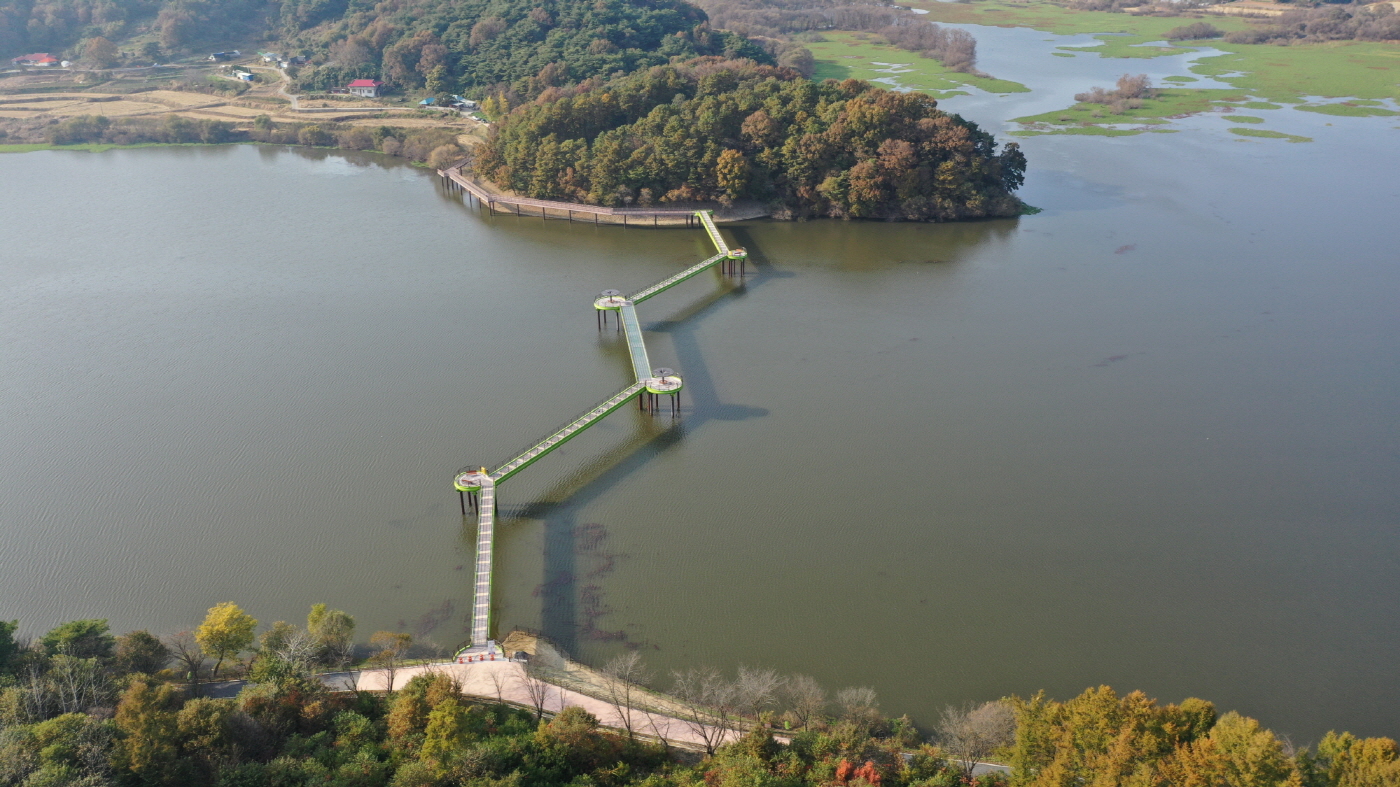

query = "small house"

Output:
[[208, 52, 234, 62], [232, 69, 254, 81], [11, 53, 58, 67], [346, 78, 385, 97]]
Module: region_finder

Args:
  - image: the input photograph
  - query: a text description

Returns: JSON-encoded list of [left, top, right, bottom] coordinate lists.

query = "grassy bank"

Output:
[[0, 141, 202, 154], [808, 33, 1030, 97], [1191, 40, 1400, 103]]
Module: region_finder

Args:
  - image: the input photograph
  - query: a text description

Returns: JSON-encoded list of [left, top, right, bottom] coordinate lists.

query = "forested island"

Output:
[[472, 60, 1026, 220]]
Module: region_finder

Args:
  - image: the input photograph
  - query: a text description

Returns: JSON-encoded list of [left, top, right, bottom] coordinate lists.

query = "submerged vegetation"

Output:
[[474, 59, 1026, 221]]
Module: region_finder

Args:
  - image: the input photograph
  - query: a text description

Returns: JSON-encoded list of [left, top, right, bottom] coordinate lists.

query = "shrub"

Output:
[[1165, 22, 1223, 40]]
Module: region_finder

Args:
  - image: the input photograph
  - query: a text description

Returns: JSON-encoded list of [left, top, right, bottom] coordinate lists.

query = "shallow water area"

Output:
[[930, 24, 1238, 128]]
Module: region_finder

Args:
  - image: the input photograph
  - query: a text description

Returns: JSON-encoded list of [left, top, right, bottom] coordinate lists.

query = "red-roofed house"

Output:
[[347, 79, 384, 97], [11, 53, 59, 67]]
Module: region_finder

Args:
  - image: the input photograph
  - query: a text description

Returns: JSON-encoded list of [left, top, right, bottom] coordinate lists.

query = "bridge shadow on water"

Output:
[[484, 224, 780, 655]]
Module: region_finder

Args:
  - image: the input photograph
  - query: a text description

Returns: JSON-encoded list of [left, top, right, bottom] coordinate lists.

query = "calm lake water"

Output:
[[3, 34, 1398, 742]]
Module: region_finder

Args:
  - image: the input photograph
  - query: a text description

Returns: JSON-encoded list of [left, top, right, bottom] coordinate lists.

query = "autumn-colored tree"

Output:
[[306, 603, 354, 666], [1313, 731, 1400, 786], [420, 696, 472, 769], [368, 631, 413, 693], [112, 679, 181, 782], [82, 36, 118, 67], [715, 149, 750, 203], [114, 630, 170, 675], [387, 672, 459, 745], [195, 602, 257, 678], [1207, 712, 1297, 787]]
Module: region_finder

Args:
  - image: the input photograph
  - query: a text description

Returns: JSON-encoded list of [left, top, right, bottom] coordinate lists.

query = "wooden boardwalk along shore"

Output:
[[437, 165, 767, 226], [451, 209, 753, 656]]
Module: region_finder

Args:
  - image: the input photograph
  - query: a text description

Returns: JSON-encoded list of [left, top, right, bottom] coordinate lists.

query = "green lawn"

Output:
[[808, 33, 1030, 96]]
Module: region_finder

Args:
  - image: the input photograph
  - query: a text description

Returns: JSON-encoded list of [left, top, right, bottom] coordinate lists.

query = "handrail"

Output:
[[630, 253, 728, 303], [490, 383, 648, 484], [470, 479, 496, 646], [443, 168, 711, 217], [619, 304, 652, 383], [697, 210, 729, 255]]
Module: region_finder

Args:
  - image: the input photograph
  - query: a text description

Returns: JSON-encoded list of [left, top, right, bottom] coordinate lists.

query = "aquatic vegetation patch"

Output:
[[1058, 36, 1193, 59], [1225, 115, 1265, 124], [1229, 127, 1312, 142], [902, 0, 1252, 40], [1014, 88, 1241, 129], [1164, 76, 1198, 84], [1010, 125, 1149, 137], [809, 34, 1030, 94], [1190, 42, 1400, 103], [1241, 101, 1282, 110], [1295, 102, 1399, 117]]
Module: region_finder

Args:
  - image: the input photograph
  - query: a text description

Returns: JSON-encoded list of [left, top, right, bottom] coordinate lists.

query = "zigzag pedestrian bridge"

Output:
[[451, 210, 748, 657]]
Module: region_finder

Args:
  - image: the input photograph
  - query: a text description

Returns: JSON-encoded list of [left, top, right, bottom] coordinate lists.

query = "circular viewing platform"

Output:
[[454, 469, 491, 492], [594, 289, 628, 311], [644, 374, 683, 395]]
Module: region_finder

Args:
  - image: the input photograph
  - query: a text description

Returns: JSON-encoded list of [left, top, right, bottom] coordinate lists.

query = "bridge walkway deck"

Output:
[[470, 479, 496, 648], [629, 253, 728, 304], [490, 382, 649, 485], [697, 211, 729, 256]]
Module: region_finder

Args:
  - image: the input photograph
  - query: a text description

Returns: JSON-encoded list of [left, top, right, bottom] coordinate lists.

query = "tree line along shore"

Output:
[[3, 0, 1395, 214], [2, 608, 1399, 787]]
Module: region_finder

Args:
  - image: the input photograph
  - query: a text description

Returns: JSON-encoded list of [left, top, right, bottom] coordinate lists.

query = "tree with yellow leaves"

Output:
[[195, 601, 256, 678]]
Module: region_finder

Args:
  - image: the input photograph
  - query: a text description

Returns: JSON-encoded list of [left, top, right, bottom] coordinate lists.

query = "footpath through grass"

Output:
[[809, 33, 1030, 98]]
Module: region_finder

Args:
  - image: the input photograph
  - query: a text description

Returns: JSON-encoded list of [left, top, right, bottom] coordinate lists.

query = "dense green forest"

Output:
[[0, 0, 273, 57], [285, 0, 770, 98], [0, 0, 768, 99], [3, 613, 1400, 787], [473, 59, 1026, 220]]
